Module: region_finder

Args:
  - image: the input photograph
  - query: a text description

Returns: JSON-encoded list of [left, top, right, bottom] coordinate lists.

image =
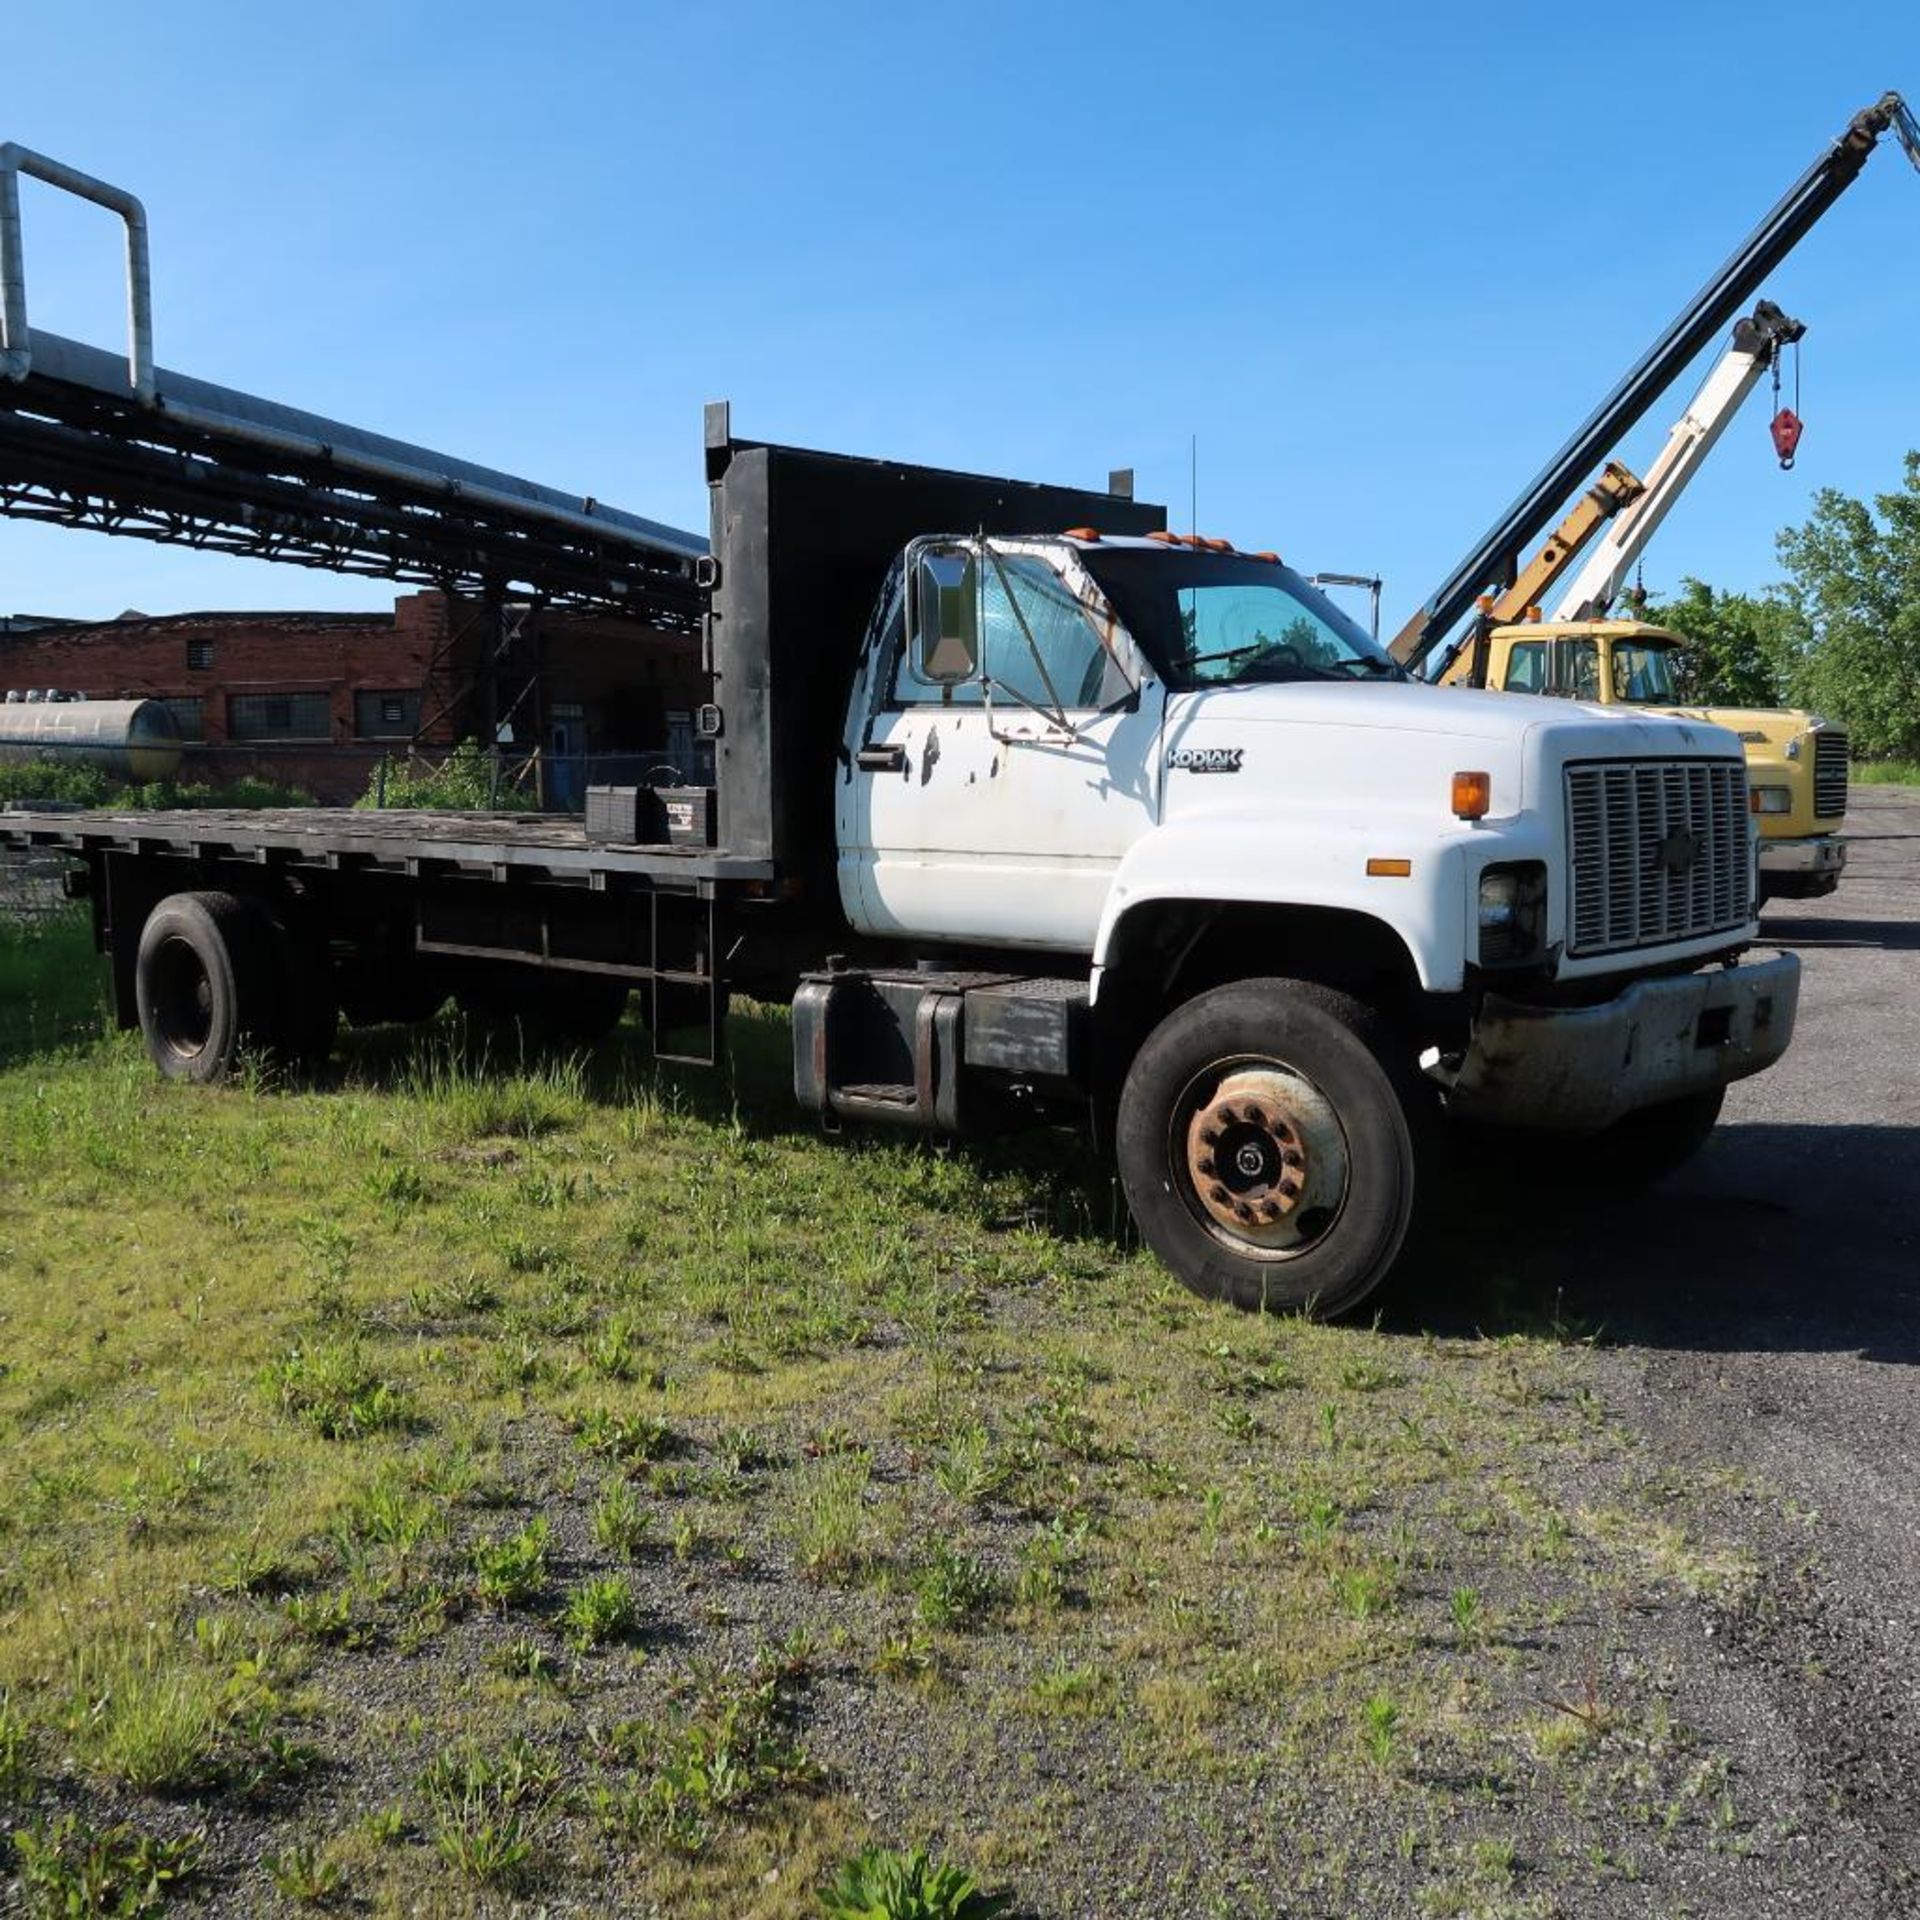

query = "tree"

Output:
[[1638, 577, 1794, 708], [1772, 451, 1920, 758]]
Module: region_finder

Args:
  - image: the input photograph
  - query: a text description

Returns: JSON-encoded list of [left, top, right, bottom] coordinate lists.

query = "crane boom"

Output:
[[1551, 302, 1803, 621], [1393, 90, 1920, 672], [1428, 460, 1645, 684]]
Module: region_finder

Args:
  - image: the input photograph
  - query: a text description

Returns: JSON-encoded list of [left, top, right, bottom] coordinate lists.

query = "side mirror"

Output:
[[909, 545, 979, 683]]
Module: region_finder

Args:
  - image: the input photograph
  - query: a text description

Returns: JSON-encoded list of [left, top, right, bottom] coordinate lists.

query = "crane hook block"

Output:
[[1770, 407, 1804, 470]]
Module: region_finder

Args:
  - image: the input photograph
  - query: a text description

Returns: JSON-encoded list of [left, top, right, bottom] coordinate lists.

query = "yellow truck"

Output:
[[1447, 618, 1848, 899]]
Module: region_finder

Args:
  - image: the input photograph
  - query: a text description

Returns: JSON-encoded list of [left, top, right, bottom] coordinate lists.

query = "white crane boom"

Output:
[[1551, 301, 1804, 621]]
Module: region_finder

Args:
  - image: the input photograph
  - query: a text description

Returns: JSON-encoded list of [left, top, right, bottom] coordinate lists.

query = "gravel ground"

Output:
[[1435, 786, 1920, 1916]]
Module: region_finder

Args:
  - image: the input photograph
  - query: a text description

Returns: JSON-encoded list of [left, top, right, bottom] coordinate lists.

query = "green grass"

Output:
[[0, 930, 1781, 1915], [0, 911, 107, 1064], [1854, 758, 1920, 785]]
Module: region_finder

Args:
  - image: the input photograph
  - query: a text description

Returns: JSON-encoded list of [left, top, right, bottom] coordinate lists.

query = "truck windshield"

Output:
[[1080, 547, 1404, 689], [1608, 640, 1678, 704], [1503, 635, 1678, 703]]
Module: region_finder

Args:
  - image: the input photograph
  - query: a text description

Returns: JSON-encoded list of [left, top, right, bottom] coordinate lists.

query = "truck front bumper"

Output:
[[1759, 835, 1846, 878], [1436, 949, 1800, 1132]]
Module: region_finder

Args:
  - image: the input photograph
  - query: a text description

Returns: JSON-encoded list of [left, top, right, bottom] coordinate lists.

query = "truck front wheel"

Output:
[[134, 891, 280, 1085], [1116, 979, 1417, 1319]]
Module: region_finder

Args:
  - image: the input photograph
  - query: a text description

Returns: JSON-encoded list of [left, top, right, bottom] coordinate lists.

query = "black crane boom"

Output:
[[1392, 90, 1920, 670]]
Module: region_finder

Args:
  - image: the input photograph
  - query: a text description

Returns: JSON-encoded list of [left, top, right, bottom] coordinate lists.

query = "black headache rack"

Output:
[[701, 402, 1166, 888]]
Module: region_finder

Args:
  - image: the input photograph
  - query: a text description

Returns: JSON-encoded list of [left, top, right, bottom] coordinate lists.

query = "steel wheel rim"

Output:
[[150, 935, 214, 1061], [1168, 1054, 1352, 1261]]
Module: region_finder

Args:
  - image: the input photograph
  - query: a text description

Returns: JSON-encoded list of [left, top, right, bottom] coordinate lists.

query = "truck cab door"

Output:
[[838, 541, 1163, 952]]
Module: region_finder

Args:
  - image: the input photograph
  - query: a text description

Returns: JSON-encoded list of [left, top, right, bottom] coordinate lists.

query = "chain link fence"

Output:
[[0, 835, 77, 925]]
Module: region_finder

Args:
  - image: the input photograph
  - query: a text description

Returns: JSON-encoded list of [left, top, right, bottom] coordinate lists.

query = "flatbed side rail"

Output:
[[0, 809, 775, 888]]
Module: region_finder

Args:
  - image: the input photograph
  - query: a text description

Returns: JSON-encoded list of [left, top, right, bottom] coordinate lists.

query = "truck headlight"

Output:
[[1750, 785, 1792, 815], [1477, 861, 1546, 964]]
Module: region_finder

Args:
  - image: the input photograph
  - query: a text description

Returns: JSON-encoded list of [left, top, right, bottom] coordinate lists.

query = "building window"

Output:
[[160, 696, 205, 741], [352, 689, 419, 739], [186, 637, 214, 671], [228, 691, 331, 742]]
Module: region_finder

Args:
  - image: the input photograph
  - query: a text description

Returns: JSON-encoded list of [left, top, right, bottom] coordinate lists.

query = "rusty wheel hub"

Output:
[[1185, 1069, 1313, 1238]]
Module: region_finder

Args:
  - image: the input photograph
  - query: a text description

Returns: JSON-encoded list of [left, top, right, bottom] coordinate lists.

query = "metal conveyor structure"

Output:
[[0, 143, 711, 752]]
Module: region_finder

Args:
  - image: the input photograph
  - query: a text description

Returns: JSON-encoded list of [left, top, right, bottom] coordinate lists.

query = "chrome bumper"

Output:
[[1437, 950, 1801, 1131], [1759, 835, 1846, 876]]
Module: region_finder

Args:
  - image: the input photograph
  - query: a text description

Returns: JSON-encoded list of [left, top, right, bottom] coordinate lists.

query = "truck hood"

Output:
[[1161, 680, 1743, 821], [1165, 678, 1735, 751], [1642, 703, 1821, 747]]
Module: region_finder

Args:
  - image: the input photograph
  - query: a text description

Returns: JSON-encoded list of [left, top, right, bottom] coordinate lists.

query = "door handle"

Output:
[[855, 743, 908, 773]]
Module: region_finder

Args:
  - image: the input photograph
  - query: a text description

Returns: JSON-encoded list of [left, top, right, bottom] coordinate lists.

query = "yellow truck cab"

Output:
[[1466, 619, 1848, 900]]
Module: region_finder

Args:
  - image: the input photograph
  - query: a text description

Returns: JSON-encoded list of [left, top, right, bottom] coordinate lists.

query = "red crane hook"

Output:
[[1771, 407, 1803, 469]]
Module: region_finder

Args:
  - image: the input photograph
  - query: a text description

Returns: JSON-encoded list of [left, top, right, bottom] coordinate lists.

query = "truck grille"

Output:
[[1813, 730, 1849, 819], [1566, 759, 1752, 958]]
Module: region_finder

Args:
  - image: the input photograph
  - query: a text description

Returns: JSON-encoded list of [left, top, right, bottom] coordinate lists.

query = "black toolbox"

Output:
[[585, 784, 717, 848]]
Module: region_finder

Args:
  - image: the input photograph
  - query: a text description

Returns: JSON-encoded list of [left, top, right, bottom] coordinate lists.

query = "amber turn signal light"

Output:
[[1451, 771, 1492, 820]]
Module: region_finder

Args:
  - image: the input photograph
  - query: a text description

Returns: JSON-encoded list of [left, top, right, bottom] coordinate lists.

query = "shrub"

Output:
[[790, 1456, 870, 1583], [0, 760, 313, 811], [12, 1815, 205, 1917], [561, 1573, 641, 1651], [356, 740, 537, 812], [913, 1544, 999, 1629], [470, 1518, 551, 1610], [262, 1343, 415, 1440], [418, 1739, 555, 1887], [592, 1478, 652, 1558], [817, 1845, 1010, 1920]]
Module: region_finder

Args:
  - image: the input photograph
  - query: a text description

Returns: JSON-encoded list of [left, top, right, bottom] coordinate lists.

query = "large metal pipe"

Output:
[[0, 697, 181, 781], [0, 142, 153, 401]]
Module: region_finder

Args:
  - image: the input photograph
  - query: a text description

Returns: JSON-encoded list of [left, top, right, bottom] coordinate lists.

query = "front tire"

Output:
[[1116, 979, 1418, 1318]]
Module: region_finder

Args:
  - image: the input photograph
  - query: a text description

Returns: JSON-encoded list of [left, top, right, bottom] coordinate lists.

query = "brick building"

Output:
[[0, 592, 705, 804]]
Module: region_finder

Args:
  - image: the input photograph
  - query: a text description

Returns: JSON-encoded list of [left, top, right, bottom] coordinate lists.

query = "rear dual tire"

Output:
[[135, 892, 282, 1084], [135, 890, 338, 1084]]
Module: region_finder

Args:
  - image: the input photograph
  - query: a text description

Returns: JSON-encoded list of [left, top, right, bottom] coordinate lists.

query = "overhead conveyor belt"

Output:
[[0, 142, 707, 626]]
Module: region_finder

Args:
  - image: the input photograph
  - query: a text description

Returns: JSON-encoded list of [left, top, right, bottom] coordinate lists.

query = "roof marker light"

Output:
[[1452, 771, 1492, 821]]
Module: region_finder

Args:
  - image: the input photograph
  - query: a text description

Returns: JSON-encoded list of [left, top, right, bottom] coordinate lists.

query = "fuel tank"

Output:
[[0, 697, 183, 781]]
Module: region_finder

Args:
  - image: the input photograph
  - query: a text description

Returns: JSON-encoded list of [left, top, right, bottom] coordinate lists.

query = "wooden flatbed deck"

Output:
[[0, 808, 775, 887]]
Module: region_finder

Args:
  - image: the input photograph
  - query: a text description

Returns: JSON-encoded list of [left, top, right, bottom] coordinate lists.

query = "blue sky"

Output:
[[4, 0, 1918, 630]]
